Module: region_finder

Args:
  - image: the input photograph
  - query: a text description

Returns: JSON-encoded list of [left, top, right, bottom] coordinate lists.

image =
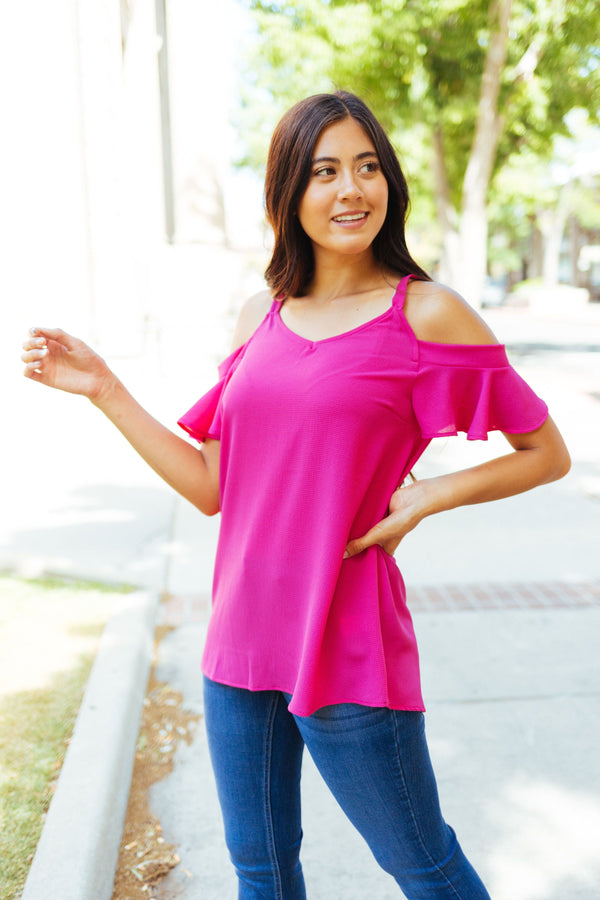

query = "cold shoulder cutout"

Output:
[[178, 293, 277, 442], [404, 279, 497, 345], [402, 277, 548, 439], [230, 289, 274, 351]]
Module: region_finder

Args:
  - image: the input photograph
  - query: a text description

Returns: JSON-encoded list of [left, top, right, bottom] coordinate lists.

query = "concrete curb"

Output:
[[21, 590, 159, 900]]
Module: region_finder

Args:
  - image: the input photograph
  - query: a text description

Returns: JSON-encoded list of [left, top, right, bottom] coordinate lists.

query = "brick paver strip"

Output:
[[159, 592, 211, 626], [159, 581, 600, 626], [406, 580, 600, 613]]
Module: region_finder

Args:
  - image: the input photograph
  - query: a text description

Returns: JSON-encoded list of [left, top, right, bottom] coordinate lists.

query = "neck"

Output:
[[307, 248, 389, 302]]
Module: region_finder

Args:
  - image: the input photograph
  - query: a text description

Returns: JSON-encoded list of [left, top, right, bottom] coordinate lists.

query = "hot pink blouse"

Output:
[[178, 275, 548, 716]]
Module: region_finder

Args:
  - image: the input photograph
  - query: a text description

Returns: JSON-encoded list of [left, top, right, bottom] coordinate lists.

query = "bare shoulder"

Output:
[[230, 289, 274, 351], [404, 280, 498, 345]]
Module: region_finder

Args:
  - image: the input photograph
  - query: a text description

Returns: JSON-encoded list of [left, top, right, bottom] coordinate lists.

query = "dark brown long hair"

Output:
[[264, 91, 430, 298]]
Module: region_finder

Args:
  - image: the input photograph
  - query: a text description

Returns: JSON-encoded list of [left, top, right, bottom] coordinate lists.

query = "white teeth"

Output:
[[333, 213, 367, 222]]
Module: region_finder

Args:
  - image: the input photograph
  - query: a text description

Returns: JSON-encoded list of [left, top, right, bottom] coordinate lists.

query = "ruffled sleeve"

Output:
[[177, 343, 246, 442], [412, 341, 548, 441]]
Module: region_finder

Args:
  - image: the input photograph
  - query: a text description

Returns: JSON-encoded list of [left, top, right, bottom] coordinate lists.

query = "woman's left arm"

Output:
[[344, 417, 570, 558], [344, 283, 571, 559]]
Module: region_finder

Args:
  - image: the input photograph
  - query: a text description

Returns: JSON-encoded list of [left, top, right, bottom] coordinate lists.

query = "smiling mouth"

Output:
[[332, 212, 368, 222]]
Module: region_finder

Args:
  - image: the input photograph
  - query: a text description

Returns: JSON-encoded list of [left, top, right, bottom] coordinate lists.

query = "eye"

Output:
[[313, 165, 336, 177], [359, 160, 380, 174]]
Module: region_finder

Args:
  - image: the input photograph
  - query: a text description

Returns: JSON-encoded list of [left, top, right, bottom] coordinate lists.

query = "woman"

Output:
[[22, 91, 570, 899]]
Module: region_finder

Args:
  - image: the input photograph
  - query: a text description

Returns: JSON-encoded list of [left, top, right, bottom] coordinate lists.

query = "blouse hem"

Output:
[[178, 423, 221, 443], [421, 407, 549, 442], [201, 668, 426, 717]]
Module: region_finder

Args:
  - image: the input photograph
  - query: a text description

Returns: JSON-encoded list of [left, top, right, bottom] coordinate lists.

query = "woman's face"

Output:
[[297, 117, 388, 260]]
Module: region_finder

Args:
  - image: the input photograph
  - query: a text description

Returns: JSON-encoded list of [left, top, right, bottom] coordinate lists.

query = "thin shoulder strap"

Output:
[[269, 293, 284, 314], [392, 274, 414, 310]]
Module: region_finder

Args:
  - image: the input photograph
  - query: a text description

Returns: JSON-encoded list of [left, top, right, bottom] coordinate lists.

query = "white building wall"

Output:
[[2, 0, 265, 384]]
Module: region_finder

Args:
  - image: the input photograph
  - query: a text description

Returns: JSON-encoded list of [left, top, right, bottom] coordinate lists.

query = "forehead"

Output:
[[313, 117, 376, 157]]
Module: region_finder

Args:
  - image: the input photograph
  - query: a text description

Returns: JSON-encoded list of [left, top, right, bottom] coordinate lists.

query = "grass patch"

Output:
[[0, 659, 97, 898], [0, 574, 135, 900]]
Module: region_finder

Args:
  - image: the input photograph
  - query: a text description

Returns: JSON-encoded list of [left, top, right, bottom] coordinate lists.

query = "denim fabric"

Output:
[[203, 676, 491, 900]]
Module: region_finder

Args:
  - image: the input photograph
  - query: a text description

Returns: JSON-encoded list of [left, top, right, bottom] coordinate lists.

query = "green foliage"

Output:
[[239, 0, 600, 208], [575, 179, 600, 230], [488, 113, 600, 271]]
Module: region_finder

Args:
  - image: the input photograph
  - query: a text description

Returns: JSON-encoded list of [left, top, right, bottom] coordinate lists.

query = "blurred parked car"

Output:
[[480, 277, 508, 308]]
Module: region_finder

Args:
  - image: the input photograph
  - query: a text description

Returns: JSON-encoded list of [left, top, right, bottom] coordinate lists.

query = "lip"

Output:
[[331, 210, 370, 228]]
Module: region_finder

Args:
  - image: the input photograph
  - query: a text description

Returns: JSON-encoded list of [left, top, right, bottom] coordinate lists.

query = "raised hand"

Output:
[[21, 328, 113, 401]]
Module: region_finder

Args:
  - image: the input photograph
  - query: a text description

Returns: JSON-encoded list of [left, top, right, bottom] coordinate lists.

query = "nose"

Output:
[[337, 169, 362, 201]]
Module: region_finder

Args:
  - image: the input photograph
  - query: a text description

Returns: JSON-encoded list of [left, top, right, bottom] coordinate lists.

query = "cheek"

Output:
[[373, 184, 389, 227], [297, 191, 328, 233]]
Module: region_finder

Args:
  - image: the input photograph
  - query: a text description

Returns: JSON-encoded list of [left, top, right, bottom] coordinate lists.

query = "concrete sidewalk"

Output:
[[152, 592, 600, 900], [4, 303, 600, 899]]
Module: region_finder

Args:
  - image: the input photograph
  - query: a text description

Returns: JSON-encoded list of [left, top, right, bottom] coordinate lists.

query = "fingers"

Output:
[[343, 539, 365, 559], [23, 364, 45, 381], [22, 347, 48, 379], [22, 332, 49, 373], [28, 326, 78, 349], [22, 347, 48, 367], [22, 326, 81, 377], [344, 523, 385, 559]]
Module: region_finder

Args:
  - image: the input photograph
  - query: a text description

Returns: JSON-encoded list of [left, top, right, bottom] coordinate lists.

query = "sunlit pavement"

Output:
[[3, 299, 600, 898], [152, 596, 600, 900]]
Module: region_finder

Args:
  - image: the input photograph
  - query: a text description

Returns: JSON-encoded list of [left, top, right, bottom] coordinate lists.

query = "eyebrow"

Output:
[[312, 151, 378, 165]]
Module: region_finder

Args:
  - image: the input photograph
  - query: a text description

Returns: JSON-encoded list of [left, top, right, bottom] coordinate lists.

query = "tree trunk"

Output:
[[540, 183, 572, 286], [431, 125, 461, 285], [568, 216, 581, 286], [539, 184, 572, 287], [458, 197, 489, 304], [529, 215, 543, 278], [456, 0, 512, 306]]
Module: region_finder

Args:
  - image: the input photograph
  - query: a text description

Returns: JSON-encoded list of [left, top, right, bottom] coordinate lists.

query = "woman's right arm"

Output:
[[22, 327, 220, 516]]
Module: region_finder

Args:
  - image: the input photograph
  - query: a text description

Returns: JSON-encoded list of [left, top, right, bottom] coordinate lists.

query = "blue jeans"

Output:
[[203, 676, 491, 899]]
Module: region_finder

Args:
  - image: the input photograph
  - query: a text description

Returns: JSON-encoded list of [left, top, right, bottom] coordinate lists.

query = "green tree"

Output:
[[489, 114, 600, 288], [241, 0, 600, 304]]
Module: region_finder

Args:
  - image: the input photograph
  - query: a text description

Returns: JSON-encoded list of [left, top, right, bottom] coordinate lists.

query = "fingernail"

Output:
[[30, 327, 38, 336], [343, 550, 350, 559]]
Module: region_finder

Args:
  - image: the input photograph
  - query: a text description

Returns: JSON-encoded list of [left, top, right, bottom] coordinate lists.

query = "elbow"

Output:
[[186, 486, 220, 516], [541, 444, 571, 484], [533, 417, 571, 484], [194, 498, 220, 516], [551, 446, 571, 482]]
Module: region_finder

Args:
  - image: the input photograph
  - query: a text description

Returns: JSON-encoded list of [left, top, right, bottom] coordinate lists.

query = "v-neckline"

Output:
[[274, 279, 406, 346]]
